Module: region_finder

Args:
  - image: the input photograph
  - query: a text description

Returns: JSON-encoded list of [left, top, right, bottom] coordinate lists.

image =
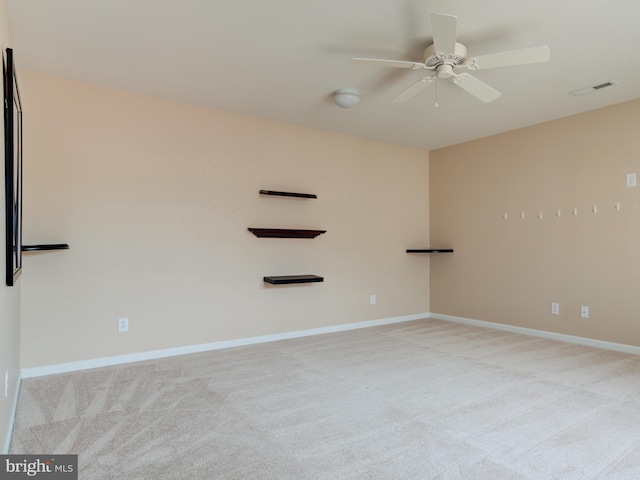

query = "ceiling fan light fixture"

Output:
[[333, 88, 360, 108], [437, 64, 454, 79]]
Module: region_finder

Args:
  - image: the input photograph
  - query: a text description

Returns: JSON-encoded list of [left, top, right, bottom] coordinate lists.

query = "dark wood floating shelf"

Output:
[[259, 190, 317, 199], [406, 248, 454, 253], [22, 243, 70, 252], [264, 275, 324, 285], [248, 228, 326, 239]]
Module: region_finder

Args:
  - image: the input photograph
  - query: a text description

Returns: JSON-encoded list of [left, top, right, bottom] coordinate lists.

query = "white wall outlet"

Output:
[[626, 173, 636, 188], [370, 294, 376, 305], [118, 317, 129, 333], [551, 303, 560, 315], [581, 306, 589, 318]]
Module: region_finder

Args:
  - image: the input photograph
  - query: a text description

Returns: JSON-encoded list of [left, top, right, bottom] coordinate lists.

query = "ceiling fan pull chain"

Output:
[[435, 76, 439, 107]]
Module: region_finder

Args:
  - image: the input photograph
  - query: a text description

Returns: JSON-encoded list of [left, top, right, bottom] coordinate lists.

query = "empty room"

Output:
[[2, 0, 640, 478]]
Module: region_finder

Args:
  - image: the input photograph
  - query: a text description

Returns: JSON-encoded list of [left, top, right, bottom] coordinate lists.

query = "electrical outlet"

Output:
[[551, 303, 560, 315], [118, 317, 129, 333], [370, 294, 376, 305], [581, 306, 589, 318], [626, 173, 637, 188]]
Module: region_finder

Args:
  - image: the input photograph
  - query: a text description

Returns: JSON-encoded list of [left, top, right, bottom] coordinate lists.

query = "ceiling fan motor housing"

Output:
[[423, 42, 467, 68]]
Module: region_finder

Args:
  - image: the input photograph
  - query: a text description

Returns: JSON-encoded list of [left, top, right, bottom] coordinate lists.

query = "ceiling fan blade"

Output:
[[349, 57, 424, 69], [453, 74, 501, 103], [391, 76, 435, 103], [466, 45, 550, 70], [431, 13, 457, 54]]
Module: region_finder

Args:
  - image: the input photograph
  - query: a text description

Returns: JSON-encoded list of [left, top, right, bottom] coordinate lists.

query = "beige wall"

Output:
[[19, 70, 429, 369], [0, 0, 20, 453], [430, 99, 640, 346]]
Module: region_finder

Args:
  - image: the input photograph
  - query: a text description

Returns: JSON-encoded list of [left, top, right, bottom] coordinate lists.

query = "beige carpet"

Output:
[[10, 318, 640, 479]]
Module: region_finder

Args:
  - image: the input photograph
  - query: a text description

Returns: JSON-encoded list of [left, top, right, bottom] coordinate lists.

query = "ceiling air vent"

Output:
[[570, 81, 618, 96]]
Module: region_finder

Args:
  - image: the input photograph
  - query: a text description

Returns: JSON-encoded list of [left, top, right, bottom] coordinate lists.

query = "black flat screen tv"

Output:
[[4, 47, 22, 286]]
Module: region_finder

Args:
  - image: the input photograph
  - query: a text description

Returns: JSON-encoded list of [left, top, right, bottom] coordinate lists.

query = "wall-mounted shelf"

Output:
[[406, 248, 453, 253], [248, 228, 326, 239], [22, 243, 70, 252], [264, 275, 324, 285], [259, 190, 317, 199], [254, 190, 323, 287]]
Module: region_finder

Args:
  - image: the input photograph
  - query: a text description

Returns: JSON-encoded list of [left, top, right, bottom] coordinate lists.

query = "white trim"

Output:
[[21, 313, 430, 379], [431, 313, 640, 356], [3, 373, 21, 454]]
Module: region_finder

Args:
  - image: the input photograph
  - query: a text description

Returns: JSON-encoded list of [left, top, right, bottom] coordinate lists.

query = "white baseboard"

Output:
[[21, 313, 430, 379], [21, 311, 640, 380], [431, 312, 640, 356], [3, 373, 21, 454]]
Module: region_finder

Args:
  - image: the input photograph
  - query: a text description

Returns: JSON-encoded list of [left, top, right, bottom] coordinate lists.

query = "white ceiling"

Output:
[[7, 0, 640, 151]]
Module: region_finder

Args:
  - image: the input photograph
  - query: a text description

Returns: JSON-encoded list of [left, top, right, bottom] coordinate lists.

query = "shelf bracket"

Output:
[[22, 243, 70, 252]]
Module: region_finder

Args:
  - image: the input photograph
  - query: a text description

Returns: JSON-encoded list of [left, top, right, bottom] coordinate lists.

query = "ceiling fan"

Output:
[[350, 13, 550, 104]]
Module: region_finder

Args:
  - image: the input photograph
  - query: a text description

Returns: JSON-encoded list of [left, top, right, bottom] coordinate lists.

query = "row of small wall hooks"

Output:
[[504, 202, 623, 220]]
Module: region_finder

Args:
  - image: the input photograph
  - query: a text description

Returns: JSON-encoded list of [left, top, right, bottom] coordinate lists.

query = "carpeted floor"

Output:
[[10, 318, 640, 479]]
